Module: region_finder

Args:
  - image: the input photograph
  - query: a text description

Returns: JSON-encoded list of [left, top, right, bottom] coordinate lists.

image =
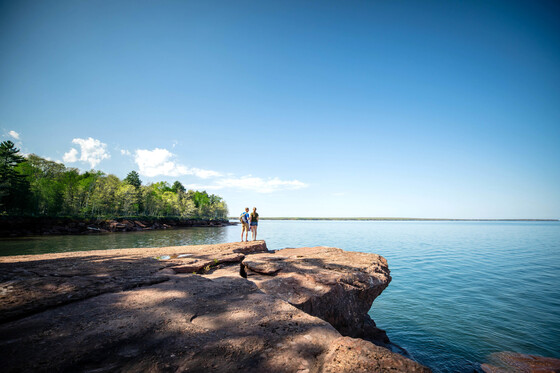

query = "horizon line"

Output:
[[229, 217, 559, 221]]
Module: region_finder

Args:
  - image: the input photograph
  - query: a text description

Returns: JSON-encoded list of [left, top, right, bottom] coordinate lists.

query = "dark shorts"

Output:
[[250, 222, 258, 226]]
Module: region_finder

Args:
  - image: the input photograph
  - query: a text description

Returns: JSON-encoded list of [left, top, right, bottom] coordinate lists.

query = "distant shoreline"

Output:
[[231, 217, 559, 222]]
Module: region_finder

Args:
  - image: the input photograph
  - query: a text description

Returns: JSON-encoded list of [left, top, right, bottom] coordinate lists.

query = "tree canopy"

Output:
[[0, 144, 228, 219]]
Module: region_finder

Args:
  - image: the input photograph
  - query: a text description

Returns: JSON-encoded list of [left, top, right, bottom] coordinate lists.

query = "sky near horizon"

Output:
[[1, 0, 559, 219]]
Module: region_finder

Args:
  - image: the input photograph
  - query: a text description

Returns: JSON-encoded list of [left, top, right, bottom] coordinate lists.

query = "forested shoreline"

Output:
[[0, 140, 228, 221], [0, 216, 231, 237]]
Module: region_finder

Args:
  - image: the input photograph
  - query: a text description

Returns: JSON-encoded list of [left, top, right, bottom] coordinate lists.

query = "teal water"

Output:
[[1, 220, 559, 372]]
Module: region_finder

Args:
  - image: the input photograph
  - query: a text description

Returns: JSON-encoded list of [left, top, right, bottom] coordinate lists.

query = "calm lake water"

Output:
[[1, 220, 559, 372]]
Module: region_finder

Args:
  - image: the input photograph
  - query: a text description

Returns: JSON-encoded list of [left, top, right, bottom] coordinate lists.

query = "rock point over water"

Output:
[[0, 241, 429, 372]]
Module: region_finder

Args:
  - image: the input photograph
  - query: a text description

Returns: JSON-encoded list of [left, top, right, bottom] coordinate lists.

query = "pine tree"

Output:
[[0, 140, 29, 211], [124, 170, 142, 189]]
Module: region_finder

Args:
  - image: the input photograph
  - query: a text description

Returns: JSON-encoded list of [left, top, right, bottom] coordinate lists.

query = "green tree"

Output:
[[0, 150, 229, 219], [89, 174, 120, 215], [0, 140, 29, 211], [207, 194, 228, 219], [142, 183, 165, 216], [116, 182, 138, 215], [76, 171, 102, 215], [172, 181, 186, 193], [192, 190, 210, 209], [178, 196, 196, 217], [124, 170, 142, 189], [18, 155, 67, 215]]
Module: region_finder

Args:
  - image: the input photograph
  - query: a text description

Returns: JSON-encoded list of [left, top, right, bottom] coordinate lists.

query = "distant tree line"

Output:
[[0, 140, 228, 219]]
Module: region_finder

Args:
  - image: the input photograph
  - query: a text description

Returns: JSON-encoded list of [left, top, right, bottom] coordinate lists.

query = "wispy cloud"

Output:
[[184, 183, 225, 191], [221, 176, 308, 193], [63, 137, 110, 168], [8, 130, 20, 140], [189, 167, 221, 179], [134, 148, 221, 179], [120, 149, 131, 156], [186, 176, 308, 193]]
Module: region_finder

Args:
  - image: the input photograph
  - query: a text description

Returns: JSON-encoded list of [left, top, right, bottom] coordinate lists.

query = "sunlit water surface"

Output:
[[1, 220, 559, 372]]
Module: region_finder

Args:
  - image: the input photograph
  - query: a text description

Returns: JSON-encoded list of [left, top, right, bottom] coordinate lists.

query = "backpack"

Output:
[[239, 213, 245, 223]]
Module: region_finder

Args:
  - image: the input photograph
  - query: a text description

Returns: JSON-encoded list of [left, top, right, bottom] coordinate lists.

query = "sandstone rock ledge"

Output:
[[0, 241, 430, 372]]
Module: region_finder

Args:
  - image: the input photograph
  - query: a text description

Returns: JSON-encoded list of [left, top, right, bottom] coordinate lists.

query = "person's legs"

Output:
[[252, 225, 257, 240], [241, 224, 248, 242], [245, 224, 249, 241]]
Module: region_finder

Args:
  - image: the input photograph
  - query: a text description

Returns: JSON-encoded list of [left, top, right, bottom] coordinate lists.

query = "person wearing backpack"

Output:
[[240, 207, 250, 242]]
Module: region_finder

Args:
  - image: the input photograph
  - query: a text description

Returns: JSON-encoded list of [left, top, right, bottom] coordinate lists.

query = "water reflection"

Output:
[[0, 226, 234, 256]]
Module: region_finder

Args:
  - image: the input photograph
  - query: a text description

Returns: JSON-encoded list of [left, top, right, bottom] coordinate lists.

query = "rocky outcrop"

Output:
[[0, 241, 430, 372], [0, 216, 232, 237], [481, 351, 560, 373], [242, 247, 391, 345]]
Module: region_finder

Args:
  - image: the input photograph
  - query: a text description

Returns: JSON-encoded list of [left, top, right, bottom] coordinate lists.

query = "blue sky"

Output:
[[1, 0, 559, 218]]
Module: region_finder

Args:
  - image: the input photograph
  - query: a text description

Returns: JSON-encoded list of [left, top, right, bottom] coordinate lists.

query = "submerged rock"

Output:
[[0, 241, 429, 372], [481, 351, 560, 373]]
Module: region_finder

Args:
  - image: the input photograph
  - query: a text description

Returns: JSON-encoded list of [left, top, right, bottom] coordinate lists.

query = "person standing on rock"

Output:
[[250, 207, 259, 241], [240, 207, 250, 242]]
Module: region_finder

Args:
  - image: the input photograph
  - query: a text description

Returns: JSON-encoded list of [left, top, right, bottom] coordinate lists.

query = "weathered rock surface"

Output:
[[320, 337, 430, 372], [0, 241, 430, 372], [242, 246, 391, 344], [481, 351, 560, 373], [0, 241, 266, 323]]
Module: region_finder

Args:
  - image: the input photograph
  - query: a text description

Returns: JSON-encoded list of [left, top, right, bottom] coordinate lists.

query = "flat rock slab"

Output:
[[0, 241, 430, 372], [242, 246, 392, 343], [0, 241, 267, 323]]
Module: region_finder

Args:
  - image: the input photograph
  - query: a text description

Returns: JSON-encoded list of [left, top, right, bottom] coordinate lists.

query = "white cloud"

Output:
[[187, 176, 308, 193], [190, 167, 222, 179], [135, 148, 186, 177], [134, 148, 221, 179], [120, 149, 131, 156], [8, 130, 20, 140], [184, 183, 225, 191], [132, 147, 304, 193], [63, 148, 79, 163], [221, 176, 308, 193], [63, 137, 110, 168]]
